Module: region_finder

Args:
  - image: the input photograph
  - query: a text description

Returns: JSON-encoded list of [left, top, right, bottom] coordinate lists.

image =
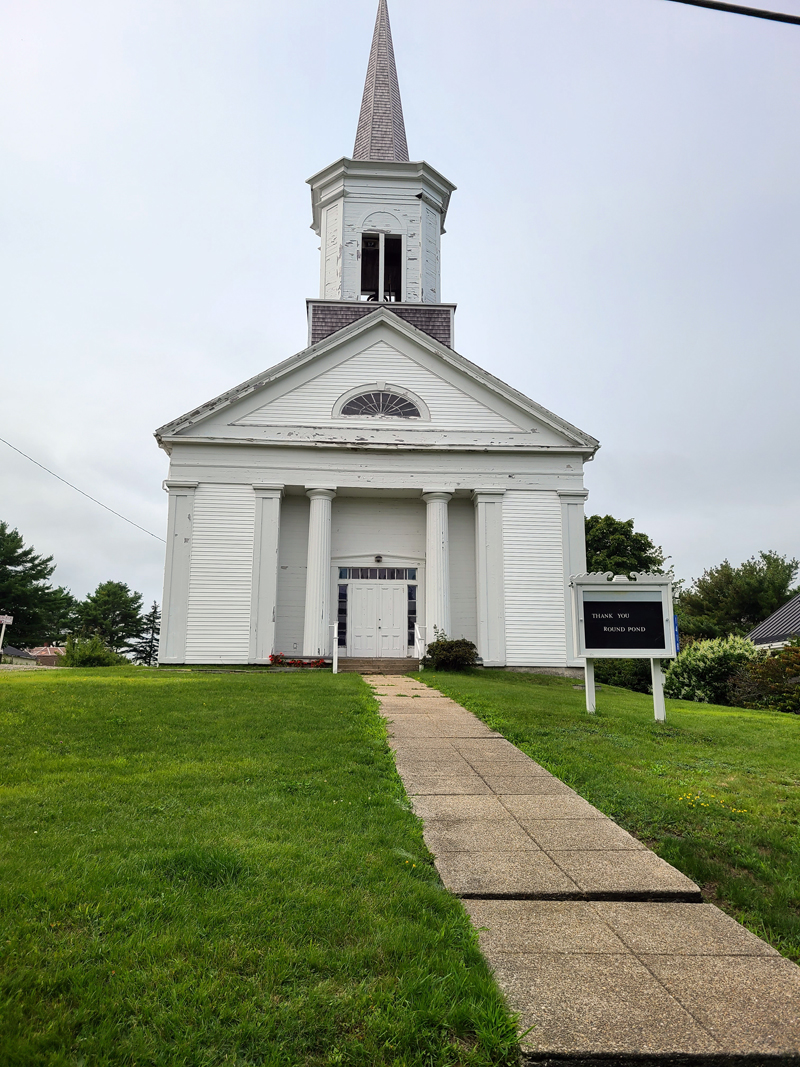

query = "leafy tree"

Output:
[[729, 638, 800, 714], [664, 635, 763, 705], [584, 515, 666, 576], [63, 634, 126, 667], [131, 602, 161, 666], [677, 551, 799, 639], [0, 521, 78, 646], [78, 581, 145, 654]]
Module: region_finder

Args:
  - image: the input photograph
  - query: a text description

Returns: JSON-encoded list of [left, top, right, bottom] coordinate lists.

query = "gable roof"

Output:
[[155, 307, 599, 451], [747, 591, 800, 647]]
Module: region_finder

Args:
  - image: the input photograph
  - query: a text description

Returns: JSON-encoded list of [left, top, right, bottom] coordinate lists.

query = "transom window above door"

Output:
[[339, 567, 417, 580]]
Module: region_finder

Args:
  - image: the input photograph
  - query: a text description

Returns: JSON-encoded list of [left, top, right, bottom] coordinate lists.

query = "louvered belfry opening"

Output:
[[353, 0, 409, 162]]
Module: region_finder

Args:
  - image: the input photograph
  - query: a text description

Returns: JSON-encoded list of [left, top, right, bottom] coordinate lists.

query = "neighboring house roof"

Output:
[[747, 592, 800, 647], [1, 646, 35, 659], [28, 645, 66, 658]]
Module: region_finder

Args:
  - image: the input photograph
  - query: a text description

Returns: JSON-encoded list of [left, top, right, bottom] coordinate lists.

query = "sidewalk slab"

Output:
[[423, 818, 540, 853], [552, 850, 702, 900], [435, 851, 580, 898], [593, 902, 781, 956], [481, 776, 576, 796], [646, 955, 800, 1055], [489, 952, 722, 1058], [501, 794, 607, 820], [401, 773, 492, 795], [520, 818, 646, 851]]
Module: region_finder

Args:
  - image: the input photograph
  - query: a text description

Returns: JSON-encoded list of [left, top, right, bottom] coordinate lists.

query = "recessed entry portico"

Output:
[[335, 564, 420, 658]]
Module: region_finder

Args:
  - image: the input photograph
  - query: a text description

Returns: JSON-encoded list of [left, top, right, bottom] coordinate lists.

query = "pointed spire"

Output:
[[353, 0, 409, 162]]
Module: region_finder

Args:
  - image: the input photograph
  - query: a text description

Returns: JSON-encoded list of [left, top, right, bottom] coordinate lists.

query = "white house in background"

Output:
[[155, 0, 600, 668]]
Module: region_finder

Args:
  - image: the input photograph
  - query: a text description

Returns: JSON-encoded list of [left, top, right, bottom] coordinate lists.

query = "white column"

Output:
[[159, 480, 197, 664], [558, 489, 589, 666], [472, 489, 506, 666], [422, 491, 452, 640], [302, 488, 336, 657], [250, 485, 283, 663]]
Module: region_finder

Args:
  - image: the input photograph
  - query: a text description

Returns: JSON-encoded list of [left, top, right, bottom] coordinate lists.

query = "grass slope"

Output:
[[0, 668, 518, 1067], [416, 670, 800, 962]]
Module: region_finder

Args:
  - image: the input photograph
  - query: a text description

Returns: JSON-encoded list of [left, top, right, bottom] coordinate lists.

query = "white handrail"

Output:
[[414, 623, 425, 663], [331, 622, 339, 674]]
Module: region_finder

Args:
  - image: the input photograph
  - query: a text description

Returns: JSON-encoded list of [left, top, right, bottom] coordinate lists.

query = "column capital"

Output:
[[472, 488, 506, 503], [306, 487, 337, 501], [253, 483, 284, 498], [557, 489, 589, 502], [422, 490, 453, 504], [163, 479, 198, 492]]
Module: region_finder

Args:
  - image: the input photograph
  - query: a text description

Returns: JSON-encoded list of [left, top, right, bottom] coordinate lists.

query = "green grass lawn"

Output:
[[0, 668, 519, 1067], [416, 669, 800, 963]]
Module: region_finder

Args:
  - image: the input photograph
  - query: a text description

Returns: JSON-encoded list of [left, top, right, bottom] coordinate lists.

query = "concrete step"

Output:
[[338, 658, 419, 674]]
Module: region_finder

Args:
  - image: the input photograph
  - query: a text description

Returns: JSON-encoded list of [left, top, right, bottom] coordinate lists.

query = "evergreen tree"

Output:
[[131, 602, 161, 665], [0, 521, 77, 646], [584, 515, 666, 576], [677, 551, 799, 638], [78, 581, 145, 654]]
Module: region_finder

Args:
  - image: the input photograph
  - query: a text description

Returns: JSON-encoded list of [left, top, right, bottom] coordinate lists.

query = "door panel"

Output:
[[379, 584, 407, 657], [349, 585, 377, 656]]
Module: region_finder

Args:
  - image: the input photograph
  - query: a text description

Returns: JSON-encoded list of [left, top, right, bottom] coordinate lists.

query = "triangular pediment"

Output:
[[232, 338, 524, 432], [156, 308, 598, 452]]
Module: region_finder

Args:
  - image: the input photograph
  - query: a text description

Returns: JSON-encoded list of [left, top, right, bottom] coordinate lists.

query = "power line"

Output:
[[0, 436, 166, 544], [662, 0, 800, 24]]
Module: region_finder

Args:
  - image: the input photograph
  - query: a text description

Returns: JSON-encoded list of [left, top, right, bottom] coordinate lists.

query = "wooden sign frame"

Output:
[[570, 573, 676, 722]]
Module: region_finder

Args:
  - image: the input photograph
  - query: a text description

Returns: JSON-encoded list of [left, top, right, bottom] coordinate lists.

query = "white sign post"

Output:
[[0, 615, 13, 660], [331, 622, 339, 674], [571, 574, 676, 723]]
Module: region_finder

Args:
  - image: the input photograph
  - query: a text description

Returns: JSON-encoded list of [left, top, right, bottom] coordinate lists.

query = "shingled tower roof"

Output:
[[353, 0, 409, 162]]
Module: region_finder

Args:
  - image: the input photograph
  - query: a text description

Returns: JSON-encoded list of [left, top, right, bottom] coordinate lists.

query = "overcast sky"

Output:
[[1, 0, 798, 610]]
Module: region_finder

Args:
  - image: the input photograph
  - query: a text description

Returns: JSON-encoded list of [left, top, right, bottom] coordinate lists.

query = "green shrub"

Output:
[[664, 635, 762, 705], [63, 634, 126, 667], [423, 629, 478, 671], [729, 638, 800, 714], [593, 658, 654, 694]]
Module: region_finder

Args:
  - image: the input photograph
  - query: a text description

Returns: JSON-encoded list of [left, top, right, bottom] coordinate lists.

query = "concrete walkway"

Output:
[[371, 673, 800, 1065]]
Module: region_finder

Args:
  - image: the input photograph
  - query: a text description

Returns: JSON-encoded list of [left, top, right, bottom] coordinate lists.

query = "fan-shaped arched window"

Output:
[[340, 392, 421, 418]]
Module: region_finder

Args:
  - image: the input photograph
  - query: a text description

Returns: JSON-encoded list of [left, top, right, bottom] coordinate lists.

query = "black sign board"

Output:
[[583, 600, 666, 651]]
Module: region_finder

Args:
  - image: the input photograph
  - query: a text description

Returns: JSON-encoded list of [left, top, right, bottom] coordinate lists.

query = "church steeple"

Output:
[[306, 1, 456, 316], [353, 0, 409, 162]]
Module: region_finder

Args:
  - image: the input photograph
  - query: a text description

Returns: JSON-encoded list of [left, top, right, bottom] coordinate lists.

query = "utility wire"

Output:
[[662, 0, 800, 24], [0, 436, 166, 544]]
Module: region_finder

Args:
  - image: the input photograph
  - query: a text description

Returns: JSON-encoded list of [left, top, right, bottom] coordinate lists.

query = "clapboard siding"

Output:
[[239, 341, 518, 431], [331, 497, 425, 561], [274, 496, 309, 655], [449, 497, 477, 643], [503, 491, 567, 666], [185, 484, 255, 662]]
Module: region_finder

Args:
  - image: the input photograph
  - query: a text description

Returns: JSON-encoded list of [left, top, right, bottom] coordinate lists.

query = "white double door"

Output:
[[348, 582, 408, 658]]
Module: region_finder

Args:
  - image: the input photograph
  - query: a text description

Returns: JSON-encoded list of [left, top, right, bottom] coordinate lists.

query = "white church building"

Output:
[[156, 0, 599, 669]]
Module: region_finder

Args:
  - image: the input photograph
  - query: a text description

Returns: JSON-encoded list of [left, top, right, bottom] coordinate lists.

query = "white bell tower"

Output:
[[307, 0, 456, 307]]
